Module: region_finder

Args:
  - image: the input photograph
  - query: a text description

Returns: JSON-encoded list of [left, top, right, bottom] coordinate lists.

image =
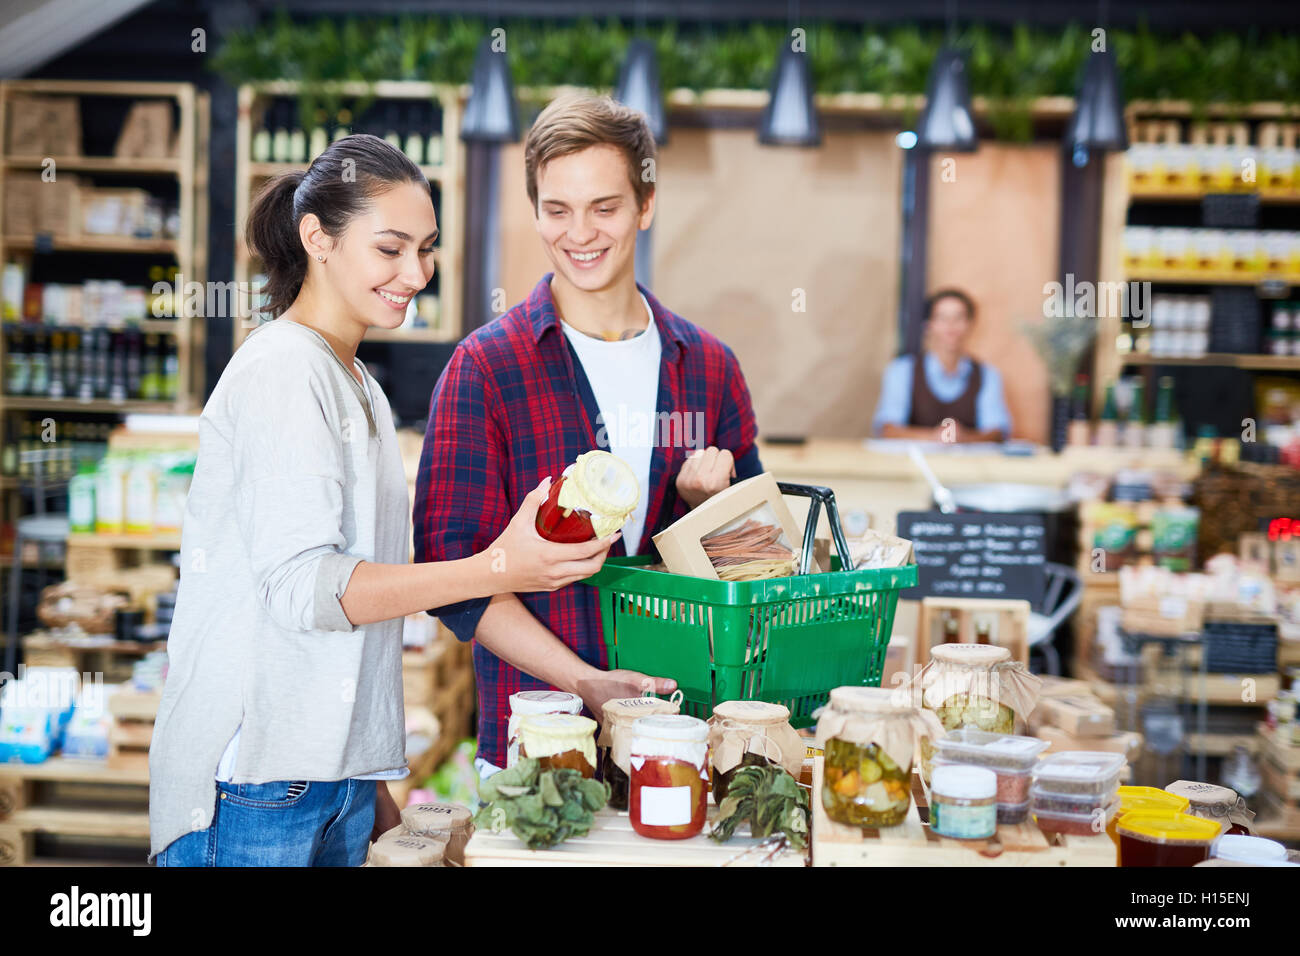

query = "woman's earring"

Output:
[[317, 255, 324, 261]]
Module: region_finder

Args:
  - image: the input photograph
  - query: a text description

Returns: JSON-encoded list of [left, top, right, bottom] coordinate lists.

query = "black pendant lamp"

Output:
[[461, 36, 520, 143], [1067, 48, 1128, 153], [917, 48, 977, 152], [758, 42, 820, 147], [616, 38, 668, 145]]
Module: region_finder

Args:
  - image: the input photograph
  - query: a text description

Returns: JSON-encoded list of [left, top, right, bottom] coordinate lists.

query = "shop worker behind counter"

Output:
[[415, 93, 763, 778], [872, 288, 1012, 442]]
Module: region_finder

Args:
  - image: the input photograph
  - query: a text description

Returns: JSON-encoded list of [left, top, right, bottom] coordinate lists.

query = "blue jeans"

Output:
[[156, 779, 377, 867]]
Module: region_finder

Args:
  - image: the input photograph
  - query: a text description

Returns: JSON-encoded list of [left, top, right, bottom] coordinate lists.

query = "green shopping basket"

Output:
[[583, 483, 917, 727]]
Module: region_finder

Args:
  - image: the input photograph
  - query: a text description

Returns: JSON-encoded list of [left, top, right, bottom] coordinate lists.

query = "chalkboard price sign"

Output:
[[896, 511, 1047, 604]]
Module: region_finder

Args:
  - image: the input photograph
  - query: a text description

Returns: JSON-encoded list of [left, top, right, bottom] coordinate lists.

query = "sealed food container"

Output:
[[997, 801, 1030, 825], [1032, 751, 1126, 796], [1211, 834, 1287, 865], [535, 450, 639, 542], [1031, 787, 1116, 817], [930, 765, 997, 840], [934, 729, 1047, 804], [1033, 798, 1119, 836], [907, 643, 1043, 784], [400, 803, 475, 866], [1117, 811, 1222, 867], [1163, 780, 1255, 835], [708, 699, 804, 802], [598, 695, 681, 811], [629, 715, 710, 839], [506, 690, 583, 768], [1107, 786, 1190, 858], [517, 713, 598, 778], [815, 685, 944, 829]]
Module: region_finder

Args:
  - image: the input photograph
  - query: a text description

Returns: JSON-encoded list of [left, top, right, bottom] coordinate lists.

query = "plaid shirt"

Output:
[[414, 274, 762, 768]]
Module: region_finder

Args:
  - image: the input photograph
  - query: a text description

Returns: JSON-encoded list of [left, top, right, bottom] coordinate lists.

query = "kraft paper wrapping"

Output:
[[815, 696, 946, 771], [906, 645, 1043, 722], [707, 705, 804, 779], [599, 694, 682, 776]]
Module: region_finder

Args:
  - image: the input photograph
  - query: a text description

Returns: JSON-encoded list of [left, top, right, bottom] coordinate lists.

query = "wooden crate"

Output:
[[107, 690, 160, 771], [465, 804, 807, 867], [1072, 572, 1120, 674], [811, 758, 1116, 867], [916, 597, 1030, 668]]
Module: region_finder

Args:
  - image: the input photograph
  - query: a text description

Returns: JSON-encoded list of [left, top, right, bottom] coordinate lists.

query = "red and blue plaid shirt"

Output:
[[414, 274, 761, 768]]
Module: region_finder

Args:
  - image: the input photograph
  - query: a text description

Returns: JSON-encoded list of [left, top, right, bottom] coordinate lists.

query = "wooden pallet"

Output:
[[465, 803, 807, 867], [107, 691, 161, 771], [811, 758, 1116, 867]]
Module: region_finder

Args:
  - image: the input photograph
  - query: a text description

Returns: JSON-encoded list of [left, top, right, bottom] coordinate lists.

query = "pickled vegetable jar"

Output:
[[506, 690, 583, 768], [598, 695, 681, 811], [910, 644, 1042, 785], [535, 450, 639, 543], [1163, 780, 1255, 835], [1116, 811, 1222, 867], [628, 715, 710, 840], [517, 713, 598, 778], [708, 700, 804, 802], [815, 685, 944, 829]]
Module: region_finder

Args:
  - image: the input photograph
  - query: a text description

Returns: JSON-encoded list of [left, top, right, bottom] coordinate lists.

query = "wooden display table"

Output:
[[811, 759, 1116, 867]]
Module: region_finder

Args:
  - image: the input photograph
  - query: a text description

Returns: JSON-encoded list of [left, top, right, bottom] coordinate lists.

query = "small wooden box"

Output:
[[916, 597, 1030, 668]]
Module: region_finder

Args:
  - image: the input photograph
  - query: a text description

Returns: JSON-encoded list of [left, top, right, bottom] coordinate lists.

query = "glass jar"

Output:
[[911, 643, 1042, 785], [1163, 780, 1255, 835], [929, 765, 998, 840], [628, 715, 709, 840], [708, 699, 804, 802], [535, 450, 639, 543], [506, 690, 583, 768], [399, 802, 475, 866], [1117, 811, 1222, 867], [517, 713, 598, 778], [598, 695, 681, 811], [815, 685, 944, 829]]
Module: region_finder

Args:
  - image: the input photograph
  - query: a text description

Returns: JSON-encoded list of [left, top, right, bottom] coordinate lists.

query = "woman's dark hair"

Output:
[[924, 288, 977, 322], [245, 133, 428, 318]]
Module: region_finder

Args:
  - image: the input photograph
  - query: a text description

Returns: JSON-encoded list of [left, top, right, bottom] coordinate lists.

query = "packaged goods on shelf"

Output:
[[4, 94, 82, 156], [0, 667, 82, 763], [114, 100, 174, 159]]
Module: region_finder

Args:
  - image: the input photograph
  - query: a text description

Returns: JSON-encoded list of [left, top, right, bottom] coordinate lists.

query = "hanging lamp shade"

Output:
[[616, 38, 668, 144], [917, 48, 977, 152], [1067, 48, 1128, 152], [758, 43, 820, 147], [461, 37, 520, 143]]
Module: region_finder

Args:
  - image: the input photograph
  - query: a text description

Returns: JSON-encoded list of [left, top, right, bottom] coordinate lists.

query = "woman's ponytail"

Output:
[[245, 170, 307, 319]]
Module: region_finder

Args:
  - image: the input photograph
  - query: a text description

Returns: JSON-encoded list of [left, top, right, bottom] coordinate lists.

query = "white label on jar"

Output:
[[931, 800, 996, 839], [638, 786, 692, 826]]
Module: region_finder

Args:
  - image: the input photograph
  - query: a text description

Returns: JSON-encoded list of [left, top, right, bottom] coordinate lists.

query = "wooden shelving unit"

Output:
[[233, 80, 466, 351]]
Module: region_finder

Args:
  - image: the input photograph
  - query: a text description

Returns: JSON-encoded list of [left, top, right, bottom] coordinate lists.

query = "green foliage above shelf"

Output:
[[213, 15, 1300, 142]]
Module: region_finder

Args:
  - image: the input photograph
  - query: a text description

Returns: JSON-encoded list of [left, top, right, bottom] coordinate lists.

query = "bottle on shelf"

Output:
[[1123, 380, 1147, 449], [6, 326, 28, 395], [252, 101, 273, 162], [309, 109, 329, 160], [1095, 382, 1120, 447], [108, 331, 127, 402], [382, 103, 402, 151], [403, 103, 425, 165], [63, 328, 80, 397], [1, 419, 15, 477], [332, 107, 352, 142], [1148, 376, 1179, 450], [142, 333, 162, 401], [48, 330, 65, 399], [1067, 373, 1091, 447], [271, 100, 291, 164], [288, 104, 306, 163], [163, 336, 179, 400]]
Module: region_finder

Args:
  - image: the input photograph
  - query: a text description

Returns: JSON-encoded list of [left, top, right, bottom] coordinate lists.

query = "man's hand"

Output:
[[676, 446, 736, 510], [573, 668, 678, 719], [370, 782, 402, 844]]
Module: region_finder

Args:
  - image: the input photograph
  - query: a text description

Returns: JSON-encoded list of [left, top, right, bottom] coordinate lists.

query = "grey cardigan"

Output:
[[148, 320, 410, 862]]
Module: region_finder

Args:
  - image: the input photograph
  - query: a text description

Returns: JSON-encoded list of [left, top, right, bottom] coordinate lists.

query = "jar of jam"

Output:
[[535, 450, 640, 543], [1116, 811, 1222, 867], [399, 802, 475, 866], [598, 695, 681, 811], [907, 643, 1043, 785], [815, 685, 944, 829], [1107, 786, 1190, 862], [708, 700, 804, 802], [628, 714, 710, 840], [518, 713, 598, 778], [1163, 780, 1255, 835], [506, 690, 583, 768]]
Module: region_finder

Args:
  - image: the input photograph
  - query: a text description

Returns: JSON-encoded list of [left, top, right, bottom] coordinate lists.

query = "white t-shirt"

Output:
[[559, 294, 661, 555]]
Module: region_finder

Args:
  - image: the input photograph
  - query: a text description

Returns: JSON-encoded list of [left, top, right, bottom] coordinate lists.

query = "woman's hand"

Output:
[[676, 446, 736, 510], [485, 478, 620, 594], [370, 782, 402, 844]]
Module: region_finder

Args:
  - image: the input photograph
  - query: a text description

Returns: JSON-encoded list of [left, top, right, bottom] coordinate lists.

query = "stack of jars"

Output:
[[1029, 751, 1126, 835]]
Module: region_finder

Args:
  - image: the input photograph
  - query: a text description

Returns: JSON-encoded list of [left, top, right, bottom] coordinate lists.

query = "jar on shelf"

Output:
[[628, 714, 710, 840], [506, 690, 583, 768], [906, 643, 1043, 785], [598, 694, 682, 811], [517, 713, 598, 778], [708, 699, 804, 802], [929, 765, 998, 840], [815, 685, 944, 829], [535, 450, 639, 543], [1163, 780, 1255, 835], [399, 803, 475, 866]]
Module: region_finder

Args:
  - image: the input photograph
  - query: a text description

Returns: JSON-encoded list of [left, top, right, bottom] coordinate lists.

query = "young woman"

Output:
[[148, 135, 617, 867]]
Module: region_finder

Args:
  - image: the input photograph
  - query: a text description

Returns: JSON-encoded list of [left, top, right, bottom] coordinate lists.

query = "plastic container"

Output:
[[1031, 785, 1116, 816], [1031, 751, 1126, 796], [535, 451, 639, 543], [1212, 834, 1287, 865], [629, 715, 710, 840], [1108, 786, 1190, 860], [506, 690, 583, 768], [1117, 811, 1222, 867], [933, 728, 1049, 772], [1033, 798, 1119, 836], [997, 801, 1030, 825], [929, 765, 997, 840]]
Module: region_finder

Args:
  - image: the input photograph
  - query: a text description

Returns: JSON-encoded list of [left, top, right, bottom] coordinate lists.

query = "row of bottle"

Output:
[[1068, 375, 1183, 450], [1, 418, 111, 479], [4, 325, 179, 402], [252, 98, 445, 167]]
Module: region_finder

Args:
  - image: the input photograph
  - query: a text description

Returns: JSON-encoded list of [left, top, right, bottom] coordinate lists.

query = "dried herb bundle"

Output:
[[709, 764, 810, 849], [473, 758, 610, 850]]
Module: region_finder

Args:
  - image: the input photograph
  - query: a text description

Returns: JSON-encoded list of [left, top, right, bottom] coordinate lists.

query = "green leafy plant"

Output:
[[473, 758, 609, 850], [710, 764, 810, 849], [1021, 313, 1098, 398]]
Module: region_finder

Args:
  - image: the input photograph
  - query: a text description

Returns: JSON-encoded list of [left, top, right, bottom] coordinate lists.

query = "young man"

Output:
[[414, 94, 763, 776]]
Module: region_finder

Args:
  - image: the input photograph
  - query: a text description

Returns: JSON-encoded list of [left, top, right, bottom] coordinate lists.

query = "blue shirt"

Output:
[[872, 353, 1011, 436]]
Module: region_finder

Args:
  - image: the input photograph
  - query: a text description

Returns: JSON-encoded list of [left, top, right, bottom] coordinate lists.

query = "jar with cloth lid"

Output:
[[517, 713, 598, 778], [400, 803, 475, 866], [598, 694, 682, 810], [1163, 780, 1255, 835], [506, 690, 583, 768], [708, 699, 804, 802]]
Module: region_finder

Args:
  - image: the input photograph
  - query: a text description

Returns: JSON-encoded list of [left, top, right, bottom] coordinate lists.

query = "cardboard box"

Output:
[[37, 174, 80, 238], [1035, 694, 1117, 737], [1037, 676, 1097, 699], [1035, 725, 1143, 761], [652, 472, 804, 580], [114, 101, 173, 159], [3, 172, 40, 235], [5, 95, 81, 156]]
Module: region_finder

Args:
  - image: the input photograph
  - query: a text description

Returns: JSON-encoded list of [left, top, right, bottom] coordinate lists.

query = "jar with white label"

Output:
[[628, 714, 709, 840], [506, 690, 583, 768], [929, 765, 997, 840]]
